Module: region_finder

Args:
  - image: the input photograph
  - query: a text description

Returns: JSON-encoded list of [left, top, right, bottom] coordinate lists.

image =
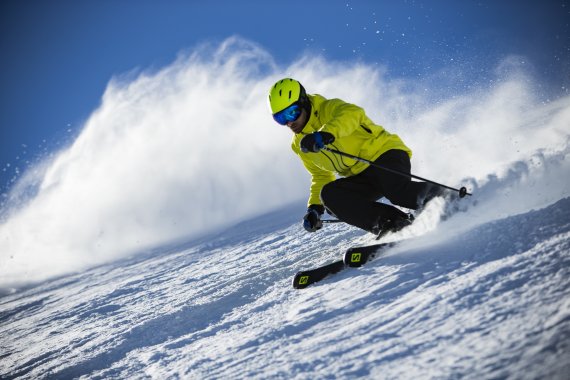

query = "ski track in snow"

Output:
[[1, 190, 569, 379]]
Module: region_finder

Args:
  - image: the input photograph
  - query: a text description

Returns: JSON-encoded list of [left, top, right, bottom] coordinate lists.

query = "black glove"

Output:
[[303, 204, 325, 232], [300, 132, 335, 153]]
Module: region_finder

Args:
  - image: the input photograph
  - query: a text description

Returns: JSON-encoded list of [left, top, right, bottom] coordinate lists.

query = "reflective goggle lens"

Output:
[[273, 104, 301, 125]]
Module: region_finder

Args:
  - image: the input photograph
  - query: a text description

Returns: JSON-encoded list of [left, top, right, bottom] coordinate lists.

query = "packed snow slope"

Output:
[[1, 148, 570, 378]]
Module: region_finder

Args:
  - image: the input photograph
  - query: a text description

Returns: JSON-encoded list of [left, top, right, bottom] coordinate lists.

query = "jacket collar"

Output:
[[300, 94, 324, 134]]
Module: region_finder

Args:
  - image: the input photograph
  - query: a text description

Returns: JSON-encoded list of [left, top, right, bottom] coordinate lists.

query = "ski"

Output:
[[343, 242, 393, 267], [292, 243, 393, 289], [292, 259, 345, 289]]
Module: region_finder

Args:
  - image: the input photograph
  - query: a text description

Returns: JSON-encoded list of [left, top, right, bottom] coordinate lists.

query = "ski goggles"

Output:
[[273, 103, 301, 125]]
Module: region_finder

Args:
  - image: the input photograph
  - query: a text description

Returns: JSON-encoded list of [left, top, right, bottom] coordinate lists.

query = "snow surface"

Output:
[[1, 154, 569, 379]]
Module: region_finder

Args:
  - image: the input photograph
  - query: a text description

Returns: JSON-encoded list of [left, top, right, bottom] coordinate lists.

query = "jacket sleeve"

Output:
[[317, 98, 366, 138], [298, 148, 336, 207]]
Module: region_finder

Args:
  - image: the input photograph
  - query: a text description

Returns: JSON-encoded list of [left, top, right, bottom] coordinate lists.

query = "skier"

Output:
[[268, 78, 441, 236]]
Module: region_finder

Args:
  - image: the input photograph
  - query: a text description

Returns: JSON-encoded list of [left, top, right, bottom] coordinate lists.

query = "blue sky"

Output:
[[1, 0, 568, 194]]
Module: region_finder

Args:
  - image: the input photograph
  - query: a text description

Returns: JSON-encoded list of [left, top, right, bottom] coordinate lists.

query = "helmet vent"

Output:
[[288, 90, 292, 99]]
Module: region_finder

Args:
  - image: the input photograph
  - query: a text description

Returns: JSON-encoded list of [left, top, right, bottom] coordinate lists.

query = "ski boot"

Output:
[[373, 213, 415, 240]]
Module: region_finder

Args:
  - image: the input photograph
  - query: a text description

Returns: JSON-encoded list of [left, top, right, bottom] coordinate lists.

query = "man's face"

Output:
[[287, 108, 308, 134]]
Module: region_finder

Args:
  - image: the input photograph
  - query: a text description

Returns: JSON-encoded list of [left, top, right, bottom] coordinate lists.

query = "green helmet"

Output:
[[268, 78, 307, 114]]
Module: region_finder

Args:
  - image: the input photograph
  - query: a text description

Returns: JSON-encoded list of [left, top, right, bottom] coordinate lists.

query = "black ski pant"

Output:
[[320, 149, 440, 233]]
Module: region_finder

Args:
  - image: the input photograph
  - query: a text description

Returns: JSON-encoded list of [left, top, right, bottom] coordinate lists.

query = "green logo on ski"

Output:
[[351, 253, 362, 263], [299, 276, 309, 285]]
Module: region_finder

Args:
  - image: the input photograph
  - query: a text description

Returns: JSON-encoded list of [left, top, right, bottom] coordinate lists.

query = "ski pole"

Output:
[[322, 147, 472, 198]]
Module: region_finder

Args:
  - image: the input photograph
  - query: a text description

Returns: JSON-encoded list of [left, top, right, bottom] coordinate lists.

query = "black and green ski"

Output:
[[292, 242, 394, 289]]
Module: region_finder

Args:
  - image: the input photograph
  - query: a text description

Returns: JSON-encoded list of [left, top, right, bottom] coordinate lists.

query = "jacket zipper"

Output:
[[360, 125, 372, 134]]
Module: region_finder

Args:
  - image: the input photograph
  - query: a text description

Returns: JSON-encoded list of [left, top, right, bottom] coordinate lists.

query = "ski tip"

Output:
[[343, 249, 368, 267], [292, 272, 310, 289], [343, 243, 393, 267]]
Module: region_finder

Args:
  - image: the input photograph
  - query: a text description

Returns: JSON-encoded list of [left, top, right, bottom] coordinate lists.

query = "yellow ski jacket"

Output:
[[292, 94, 412, 207]]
